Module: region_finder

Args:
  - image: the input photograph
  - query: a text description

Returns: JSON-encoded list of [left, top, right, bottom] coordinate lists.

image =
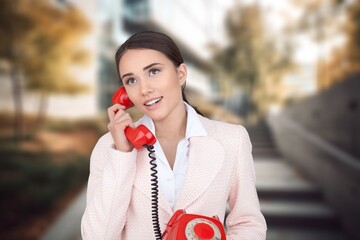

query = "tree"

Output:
[[347, 1, 360, 59], [0, 0, 91, 138], [289, 0, 349, 89], [0, 0, 33, 140], [22, 1, 91, 127], [212, 3, 294, 118], [336, 0, 360, 77]]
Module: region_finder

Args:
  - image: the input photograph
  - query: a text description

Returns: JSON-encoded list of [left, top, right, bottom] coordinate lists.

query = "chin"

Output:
[[148, 114, 165, 122], [147, 110, 168, 122]]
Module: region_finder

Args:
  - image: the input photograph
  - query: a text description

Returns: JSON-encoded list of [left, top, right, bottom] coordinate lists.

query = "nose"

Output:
[[139, 81, 153, 96]]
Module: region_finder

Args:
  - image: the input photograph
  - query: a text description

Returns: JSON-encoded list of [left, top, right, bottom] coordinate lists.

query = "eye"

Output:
[[125, 77, 137, 85], [149, 68, 160, 77]]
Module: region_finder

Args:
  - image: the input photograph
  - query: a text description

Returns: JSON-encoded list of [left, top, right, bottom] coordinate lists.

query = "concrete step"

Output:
[[255, 158, 323, 201], [261, 200, 341, 228], [255, 159, 342, 229], [247, 129, 273, 137], [257, 179, 322, 200], [225, 199, 340, 229], [267, 227, 347, 240], [249, 135, 274, 143], [252, 148, 281, 158], [255, 158, 309, 180], [252, 141, 275, 148], [248, 132, 273, 137], [247, 122, 347, 239]]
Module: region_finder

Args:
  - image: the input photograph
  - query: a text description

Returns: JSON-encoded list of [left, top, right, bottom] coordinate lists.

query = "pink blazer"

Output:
[[81, 116, 267, 239]]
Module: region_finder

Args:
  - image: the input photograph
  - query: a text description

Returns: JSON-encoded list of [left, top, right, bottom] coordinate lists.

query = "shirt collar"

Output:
[[138, 102, 208, 140]]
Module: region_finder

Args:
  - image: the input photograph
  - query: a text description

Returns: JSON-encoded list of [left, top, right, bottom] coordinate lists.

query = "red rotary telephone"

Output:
[[112, 87, 226, 239], [162, 209, 226, 240]]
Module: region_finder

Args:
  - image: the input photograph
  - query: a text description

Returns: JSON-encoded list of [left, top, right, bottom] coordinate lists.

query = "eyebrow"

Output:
[[121, 63, 163, 79]]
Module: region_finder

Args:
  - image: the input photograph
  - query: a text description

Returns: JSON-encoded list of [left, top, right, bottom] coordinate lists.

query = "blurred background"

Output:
[[0, 0, 359, 239]]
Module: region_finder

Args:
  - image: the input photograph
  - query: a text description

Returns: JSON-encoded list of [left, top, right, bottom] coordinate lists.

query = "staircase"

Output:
[[247, 121, 348, 240]]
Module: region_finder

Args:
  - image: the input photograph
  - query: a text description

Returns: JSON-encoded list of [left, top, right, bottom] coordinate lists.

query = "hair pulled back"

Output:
[[114, 31, 202, 115], [115, 31, 183, 76]]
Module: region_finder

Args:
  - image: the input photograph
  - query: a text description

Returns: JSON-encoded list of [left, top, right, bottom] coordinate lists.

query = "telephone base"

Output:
[[162, 209, 226, 240]]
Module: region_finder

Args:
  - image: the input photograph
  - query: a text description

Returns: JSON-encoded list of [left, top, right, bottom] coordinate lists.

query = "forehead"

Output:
[[119, 49, 169, 71]]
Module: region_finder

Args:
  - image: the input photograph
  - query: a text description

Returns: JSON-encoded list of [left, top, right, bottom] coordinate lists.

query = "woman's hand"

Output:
[[107, 103, 135, 152]]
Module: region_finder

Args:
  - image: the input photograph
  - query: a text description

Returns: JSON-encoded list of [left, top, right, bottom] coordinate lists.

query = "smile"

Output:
[[144, 97, 163, 106]]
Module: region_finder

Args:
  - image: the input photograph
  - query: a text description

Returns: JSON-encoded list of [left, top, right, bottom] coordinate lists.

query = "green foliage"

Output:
[[0, 146, 89, 236]]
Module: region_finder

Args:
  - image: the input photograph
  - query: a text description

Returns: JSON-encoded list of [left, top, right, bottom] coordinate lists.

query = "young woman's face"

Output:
[[119, 49, 187, 122]]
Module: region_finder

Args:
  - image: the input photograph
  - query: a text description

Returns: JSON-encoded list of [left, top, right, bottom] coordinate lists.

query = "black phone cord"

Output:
[[144, 144, 162, 240]]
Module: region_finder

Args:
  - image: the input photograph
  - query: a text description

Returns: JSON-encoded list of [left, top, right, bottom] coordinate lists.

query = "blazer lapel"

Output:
[[133, 116, 223, 215], [174, 135, 225, 210], [133, 148, 173, 216]]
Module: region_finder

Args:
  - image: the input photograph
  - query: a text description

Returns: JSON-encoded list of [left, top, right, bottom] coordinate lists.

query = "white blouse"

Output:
[[137, 102, 207, 209]]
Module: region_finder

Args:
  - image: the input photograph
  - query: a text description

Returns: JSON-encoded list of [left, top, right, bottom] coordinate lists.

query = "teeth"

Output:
[[145, 97, 162, 106]]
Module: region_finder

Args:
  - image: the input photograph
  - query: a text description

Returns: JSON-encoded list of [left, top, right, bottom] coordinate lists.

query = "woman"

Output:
[[81, 31, 266, 239]]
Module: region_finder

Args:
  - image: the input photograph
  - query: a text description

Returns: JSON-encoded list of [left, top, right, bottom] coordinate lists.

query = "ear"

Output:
[[177, 63, 187, 86]]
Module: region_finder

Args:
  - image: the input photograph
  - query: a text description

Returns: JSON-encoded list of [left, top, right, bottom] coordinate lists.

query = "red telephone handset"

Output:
[[162, 210, 227, 240], [112, 87, 156, 149]]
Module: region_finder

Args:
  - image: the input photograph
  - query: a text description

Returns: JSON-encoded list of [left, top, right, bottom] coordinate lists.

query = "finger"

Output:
[[108, 104, 125, 119], [128, 121, 135, 128], [114, 119, 133, 130], [108, 119, 133, 134], [113, 112, 132, 123]]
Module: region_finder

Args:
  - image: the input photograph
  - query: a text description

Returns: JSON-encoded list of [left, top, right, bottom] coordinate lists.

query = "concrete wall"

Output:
[[267, 75, 360, 239], [282, 74, 360, 159]]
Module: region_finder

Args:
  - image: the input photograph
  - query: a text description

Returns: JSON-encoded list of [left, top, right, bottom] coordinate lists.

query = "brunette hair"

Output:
[[114, 31, 202, 115]]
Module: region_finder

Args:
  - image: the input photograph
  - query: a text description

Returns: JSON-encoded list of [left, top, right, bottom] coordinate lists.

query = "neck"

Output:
[[154, 103, 187, 140]]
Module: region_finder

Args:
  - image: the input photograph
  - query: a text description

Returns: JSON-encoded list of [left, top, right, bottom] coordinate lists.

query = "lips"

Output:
[[144, 97, 163, 107]]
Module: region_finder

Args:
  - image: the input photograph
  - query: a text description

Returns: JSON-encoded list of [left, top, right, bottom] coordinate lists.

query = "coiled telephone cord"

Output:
[[144, 144, 162, 240]]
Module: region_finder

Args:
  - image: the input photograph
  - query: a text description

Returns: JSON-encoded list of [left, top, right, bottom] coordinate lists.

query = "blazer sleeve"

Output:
[[226, 126, 267, 240], [81, 133, 137, 240]]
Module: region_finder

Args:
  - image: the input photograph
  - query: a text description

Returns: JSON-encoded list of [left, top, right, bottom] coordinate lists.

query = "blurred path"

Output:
[[247, 120, 347, 240], [40, 188, 85, 240]]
